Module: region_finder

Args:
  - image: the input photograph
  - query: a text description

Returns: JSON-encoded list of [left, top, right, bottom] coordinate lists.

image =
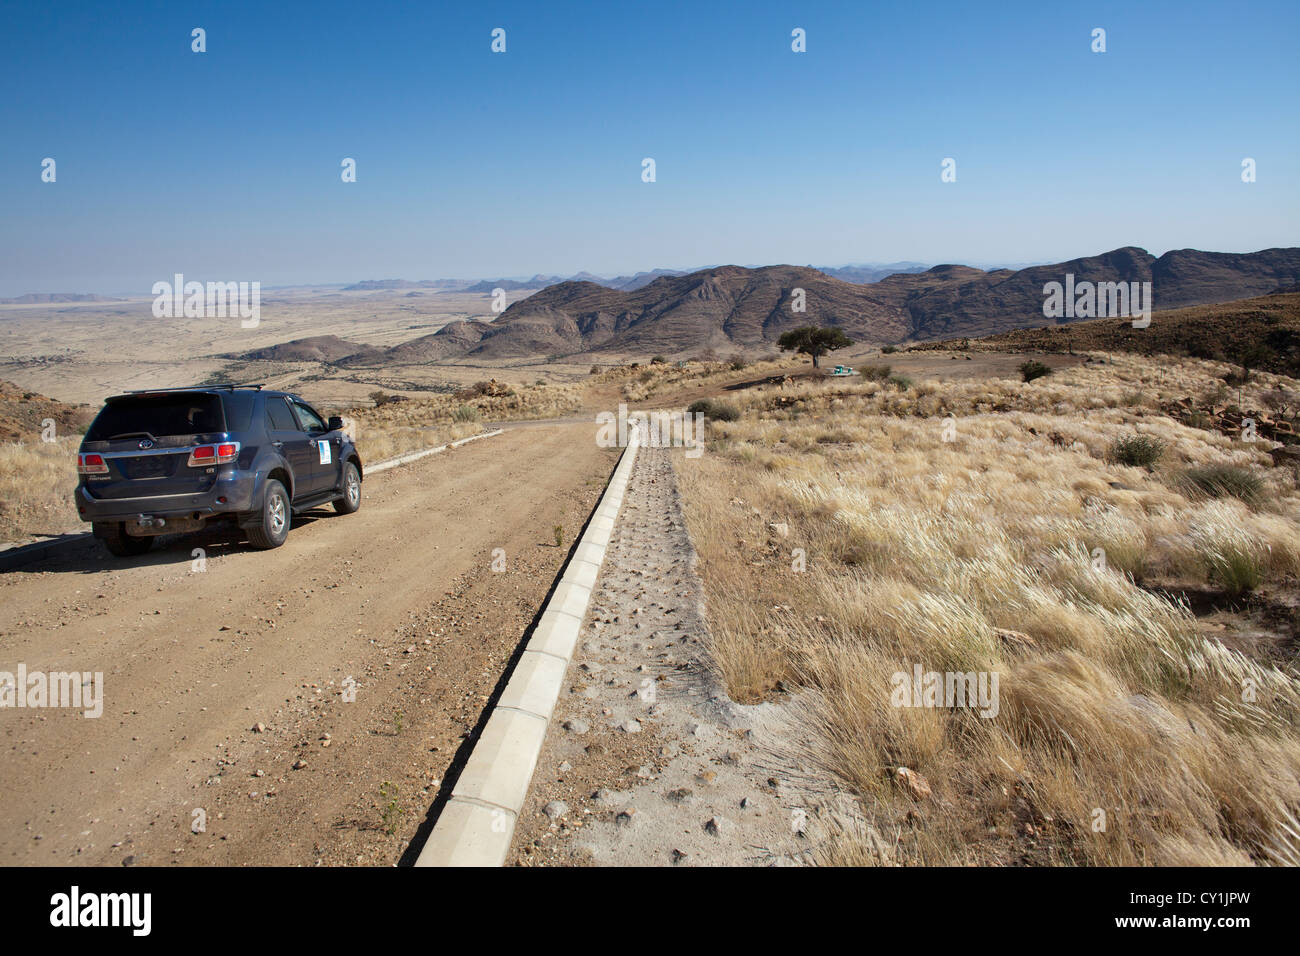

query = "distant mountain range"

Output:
[[816, 262, 931, 283], [415, 246, 1300, 360], [230, 246, 1300, 365], [461, 269, 691, 294], [349, 263, 934, 295], [0, 292, 124, 304]]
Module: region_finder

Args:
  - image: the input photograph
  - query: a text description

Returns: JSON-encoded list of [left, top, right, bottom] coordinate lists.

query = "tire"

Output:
[[333, 462, 361, 515], [102, 528, 153, 557], [246, 479, 291, 549]]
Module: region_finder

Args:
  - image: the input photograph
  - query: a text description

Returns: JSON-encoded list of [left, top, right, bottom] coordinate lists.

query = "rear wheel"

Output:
[[333, 462, 361, 514], [101, 527, 153, 557], [246, 479, 290, 549]]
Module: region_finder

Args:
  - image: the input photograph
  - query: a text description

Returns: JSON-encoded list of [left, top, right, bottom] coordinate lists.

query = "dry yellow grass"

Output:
[[601, 357, 785, 404], [0, 436, 82, 542], [677, 350, 1300, 866]]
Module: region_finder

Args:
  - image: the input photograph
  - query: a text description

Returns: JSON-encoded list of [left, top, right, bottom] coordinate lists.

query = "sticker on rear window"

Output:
[[318, 440, 331, 465]]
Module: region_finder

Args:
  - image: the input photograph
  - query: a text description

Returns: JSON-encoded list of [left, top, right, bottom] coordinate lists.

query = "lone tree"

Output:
[[777, 325, 853, 368]]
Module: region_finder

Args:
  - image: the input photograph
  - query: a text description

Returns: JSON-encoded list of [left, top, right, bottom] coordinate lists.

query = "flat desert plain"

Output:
[[0, 287, 596, 409]]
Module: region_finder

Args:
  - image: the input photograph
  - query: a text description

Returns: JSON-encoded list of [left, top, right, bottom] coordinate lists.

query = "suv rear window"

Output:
[[86, 393, 226, 441]]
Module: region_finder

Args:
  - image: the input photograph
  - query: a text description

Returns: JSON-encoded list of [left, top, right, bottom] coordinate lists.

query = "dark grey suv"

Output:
[[74, 384, 363, 556]]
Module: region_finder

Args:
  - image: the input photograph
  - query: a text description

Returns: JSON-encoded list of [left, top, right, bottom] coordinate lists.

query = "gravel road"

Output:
[[0, 422, 618, 866]]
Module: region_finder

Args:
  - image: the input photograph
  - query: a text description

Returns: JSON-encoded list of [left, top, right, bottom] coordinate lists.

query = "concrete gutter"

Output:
[[414, 423, 643, 866], [0, 429, 506, 571]]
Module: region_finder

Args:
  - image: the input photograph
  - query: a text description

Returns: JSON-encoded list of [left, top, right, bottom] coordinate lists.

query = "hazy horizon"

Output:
[[4, 244, 1297, 300]]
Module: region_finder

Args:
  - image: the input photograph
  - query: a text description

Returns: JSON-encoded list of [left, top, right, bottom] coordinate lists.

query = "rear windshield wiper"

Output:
[[105, 431, 159, 441]]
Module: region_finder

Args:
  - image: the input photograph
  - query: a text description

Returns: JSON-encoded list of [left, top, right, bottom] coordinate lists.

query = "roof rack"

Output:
[[125, 383, 265, 394]]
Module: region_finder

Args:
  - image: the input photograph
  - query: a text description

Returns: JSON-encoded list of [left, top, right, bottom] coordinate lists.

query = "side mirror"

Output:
[[327, 416, 344, 432]]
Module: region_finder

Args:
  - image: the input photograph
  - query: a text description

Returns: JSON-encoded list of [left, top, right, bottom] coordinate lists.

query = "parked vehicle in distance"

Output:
[[830, 365, 856, 376], [74, 384, 363, 556]]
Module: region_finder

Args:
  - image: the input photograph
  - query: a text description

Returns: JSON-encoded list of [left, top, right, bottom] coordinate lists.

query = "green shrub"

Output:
[[452, 404, 481, 423], [1108, 434, 1165, 468], [886, 374, 914, 391], [859, 364, 892, 382], [880, 345, 899, 355], [1181, 465, 1265, 505], [1019, 360, 1052, 383], [1204, 544, 1265, 597], [688, 399, 739, 422], [651, 355, 667, 364]]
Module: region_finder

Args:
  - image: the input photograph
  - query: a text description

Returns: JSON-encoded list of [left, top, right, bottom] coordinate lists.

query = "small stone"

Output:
[[665, 788, 693, 805], [292, 759, 307, 770], [558, 761, 573, 773], [895, 766, 932, 801], [615, 809, 636, 828], [621, 719, 642, 734], [563, 719, 590, 734], [543, 800, 569, 820], [704, 816, 730, 837], [251, 723, 265, 733]]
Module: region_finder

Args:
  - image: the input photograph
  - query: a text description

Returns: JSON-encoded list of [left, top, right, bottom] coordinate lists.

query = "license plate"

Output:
[[124, 455, 173, 479]]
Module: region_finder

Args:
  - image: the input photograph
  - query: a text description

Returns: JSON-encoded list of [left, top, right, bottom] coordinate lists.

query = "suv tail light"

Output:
[[77, 453, 108, 475], [188, 442, 240, 467]]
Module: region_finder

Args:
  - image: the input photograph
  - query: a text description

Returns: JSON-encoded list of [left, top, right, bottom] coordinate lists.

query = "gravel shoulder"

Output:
[[510, 445, 837, 866]]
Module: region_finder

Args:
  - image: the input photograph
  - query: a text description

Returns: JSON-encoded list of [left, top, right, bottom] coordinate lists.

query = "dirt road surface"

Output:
[[0, 422, 618, 866]]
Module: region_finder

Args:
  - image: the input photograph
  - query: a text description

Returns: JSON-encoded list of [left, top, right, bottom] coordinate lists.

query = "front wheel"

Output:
[[246, 479, 291, 549], [333, 462, 361, 515]]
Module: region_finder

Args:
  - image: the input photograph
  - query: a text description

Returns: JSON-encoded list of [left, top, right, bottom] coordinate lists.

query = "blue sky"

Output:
[[1, 0, 1297, 295]]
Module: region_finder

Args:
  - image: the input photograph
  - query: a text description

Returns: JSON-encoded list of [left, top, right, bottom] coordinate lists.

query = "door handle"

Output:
[[272, 441, 283, 448]]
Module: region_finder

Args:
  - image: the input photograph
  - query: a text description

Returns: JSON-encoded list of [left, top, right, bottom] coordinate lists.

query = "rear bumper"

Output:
[[75, 471, 259, 524]]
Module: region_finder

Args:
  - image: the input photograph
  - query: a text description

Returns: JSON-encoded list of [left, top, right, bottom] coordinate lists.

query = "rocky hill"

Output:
[[917, 291, 1300, 378], [452, 247, 1300, 359], [0, 380, 95, 442]]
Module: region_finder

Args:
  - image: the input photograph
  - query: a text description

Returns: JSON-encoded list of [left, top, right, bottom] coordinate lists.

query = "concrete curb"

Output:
[[414, 423, 644, 866], [0, 429, 506, 572], [367, 428, 504, 473]]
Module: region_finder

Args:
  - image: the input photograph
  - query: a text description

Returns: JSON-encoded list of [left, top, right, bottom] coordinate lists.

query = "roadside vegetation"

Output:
[[0, 435, 83, 542], [676, 350, 1300, 866], [326, 379, 588, 464], [605, 356, 785, 404]]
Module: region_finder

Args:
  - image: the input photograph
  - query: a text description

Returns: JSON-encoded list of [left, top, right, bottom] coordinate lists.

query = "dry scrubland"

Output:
[[0, 435, 83, 542], [333, 378, 585, 462], [677, 351, 1300, 866], [600, 356, 786, 404]]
